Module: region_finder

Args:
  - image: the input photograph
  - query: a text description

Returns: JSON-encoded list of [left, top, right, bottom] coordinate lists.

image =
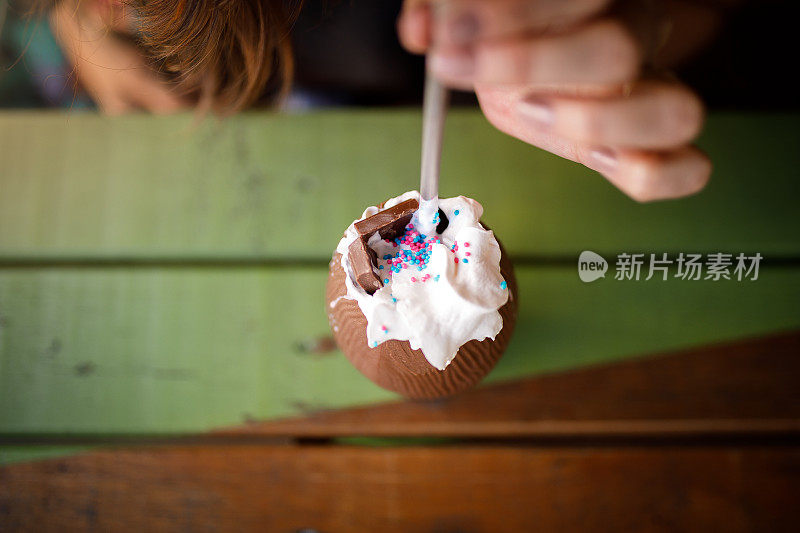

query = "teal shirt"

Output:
[[0, 6, 92, 108]]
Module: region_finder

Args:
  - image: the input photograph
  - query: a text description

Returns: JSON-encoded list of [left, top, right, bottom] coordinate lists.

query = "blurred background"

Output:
[[1, 0, 797, 111]]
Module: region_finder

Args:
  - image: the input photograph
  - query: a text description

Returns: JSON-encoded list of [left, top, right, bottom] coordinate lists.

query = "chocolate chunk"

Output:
[[436, 208, 449, 234], [355, 199, 419, 240], [348, 238, 382, 295]]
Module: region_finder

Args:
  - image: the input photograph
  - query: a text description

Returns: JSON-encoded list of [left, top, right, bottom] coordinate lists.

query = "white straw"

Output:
[[417, 68, 449, 234]]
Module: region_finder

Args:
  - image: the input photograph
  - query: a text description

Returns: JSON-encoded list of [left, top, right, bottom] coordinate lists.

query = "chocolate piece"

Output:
[[436, 208, 449, 234], [348, 238, 382, 295], [355, 199, 419, 240]]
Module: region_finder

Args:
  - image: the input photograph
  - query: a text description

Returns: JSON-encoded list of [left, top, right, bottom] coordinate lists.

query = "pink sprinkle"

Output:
[[464, 242, 470, 247], [465, 252, 471, 256], [411, 277, 417, 282], [402, 264, 408, 269], [454, 258, 459, 264]]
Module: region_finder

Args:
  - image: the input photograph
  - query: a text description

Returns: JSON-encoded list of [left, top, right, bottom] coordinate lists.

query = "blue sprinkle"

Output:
[[500, 281, 507, 290], [462, 258, 469, 263], [391, 296, 397, 303], [418, 266, 423, 271], [378, 265, 384, 270], [372, 341, 378, 348], [454, 209, 460, 216], [384, 279, 389, 284], [434, 275, 440, 282]]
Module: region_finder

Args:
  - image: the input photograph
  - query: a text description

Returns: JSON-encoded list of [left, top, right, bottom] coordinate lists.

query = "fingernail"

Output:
[[587, 148, 618, 174], [445, 11, 480, 45], [429, 50, 475, 79], [517, 98, 554, 129]]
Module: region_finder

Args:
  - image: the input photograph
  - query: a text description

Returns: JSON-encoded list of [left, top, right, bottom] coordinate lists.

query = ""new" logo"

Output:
[[578, 251, 608, 282]]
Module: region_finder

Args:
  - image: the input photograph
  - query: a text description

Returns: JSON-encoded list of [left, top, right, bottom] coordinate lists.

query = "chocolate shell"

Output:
[[326, 233, 518, 399]]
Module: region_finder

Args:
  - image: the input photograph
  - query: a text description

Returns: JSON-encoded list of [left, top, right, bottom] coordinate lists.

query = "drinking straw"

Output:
[[417, 68, 449, 235]]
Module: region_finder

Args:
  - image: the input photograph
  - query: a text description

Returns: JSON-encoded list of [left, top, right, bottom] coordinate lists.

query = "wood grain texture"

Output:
[[1, 112, 798, 259], [2, 267, 799, 435], [326, 241, 518, 399], [223, 331, 800, 438], [2, 445, 798, 532]]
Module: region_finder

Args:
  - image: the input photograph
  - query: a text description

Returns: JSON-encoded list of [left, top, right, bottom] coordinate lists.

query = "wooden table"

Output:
[[1, 111, 799, 531]]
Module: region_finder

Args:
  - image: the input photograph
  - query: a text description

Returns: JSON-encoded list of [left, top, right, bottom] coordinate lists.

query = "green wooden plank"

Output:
[[2, 266, 798, 434], [0, 446, 90, 466], [1, 111, 798, 259]]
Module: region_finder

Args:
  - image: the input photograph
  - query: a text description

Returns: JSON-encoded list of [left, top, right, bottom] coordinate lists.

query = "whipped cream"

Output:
[[334, 191, 509, 370]]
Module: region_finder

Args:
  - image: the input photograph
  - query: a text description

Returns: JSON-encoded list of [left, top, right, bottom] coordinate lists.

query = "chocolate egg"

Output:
[[326, 234, 518, 399]]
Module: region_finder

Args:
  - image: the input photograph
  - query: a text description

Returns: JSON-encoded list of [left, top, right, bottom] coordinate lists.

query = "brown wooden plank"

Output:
[[219, 331, 800, 438], [1, 445, 798, 532]]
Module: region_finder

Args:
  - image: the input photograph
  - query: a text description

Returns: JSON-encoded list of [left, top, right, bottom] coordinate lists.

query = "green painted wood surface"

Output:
[[1, 266, 798, 434], [1, 110, 799, 442], [0, 111, 798, 259]]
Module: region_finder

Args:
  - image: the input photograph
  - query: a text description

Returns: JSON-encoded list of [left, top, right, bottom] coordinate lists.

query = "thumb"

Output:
[[398, 1, 432, 54]]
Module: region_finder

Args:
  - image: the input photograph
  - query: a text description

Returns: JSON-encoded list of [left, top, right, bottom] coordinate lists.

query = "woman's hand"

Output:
[[50, 0, 187, 115], [398, 0, 713, 202]]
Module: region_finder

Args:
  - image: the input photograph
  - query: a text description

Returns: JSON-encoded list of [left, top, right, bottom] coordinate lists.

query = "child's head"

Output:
[[135, 0, 299, 112], [38, 0, 301, 113]]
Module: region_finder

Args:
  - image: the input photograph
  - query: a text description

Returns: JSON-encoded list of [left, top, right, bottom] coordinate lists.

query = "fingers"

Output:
[[477, 84, 711, 202], [434, 0, 611, 47], [398, 2, 432, 54], [398, 0, 610, 53], [583, 146, 711, 202], [517, 81, 704, 149], [430, 20, 640, 90], [398, 1, 710, 202]]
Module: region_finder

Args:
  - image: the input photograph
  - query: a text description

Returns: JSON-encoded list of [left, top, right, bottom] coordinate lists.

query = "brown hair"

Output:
[[34, 0, 301, 112], [136, 0, 301, 112]]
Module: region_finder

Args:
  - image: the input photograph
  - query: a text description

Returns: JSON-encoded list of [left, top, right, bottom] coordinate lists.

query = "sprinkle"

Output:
[[454, 258, 459, 264], [391, 295, 397, 303], [381, 325, 388, 333], [462, 258, 469, 263], [465, 252, 471, 256], [500, 280, 507, 290], [454, 209, 460, 216], [375, 218, 454, 274], [384, 278, 389, 283], [464, 242, 470, 247], [372, 341, 378, 348], [411, 277, 417, 282], [434, 275, 440, 282], [378, 265, 384, 270]]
